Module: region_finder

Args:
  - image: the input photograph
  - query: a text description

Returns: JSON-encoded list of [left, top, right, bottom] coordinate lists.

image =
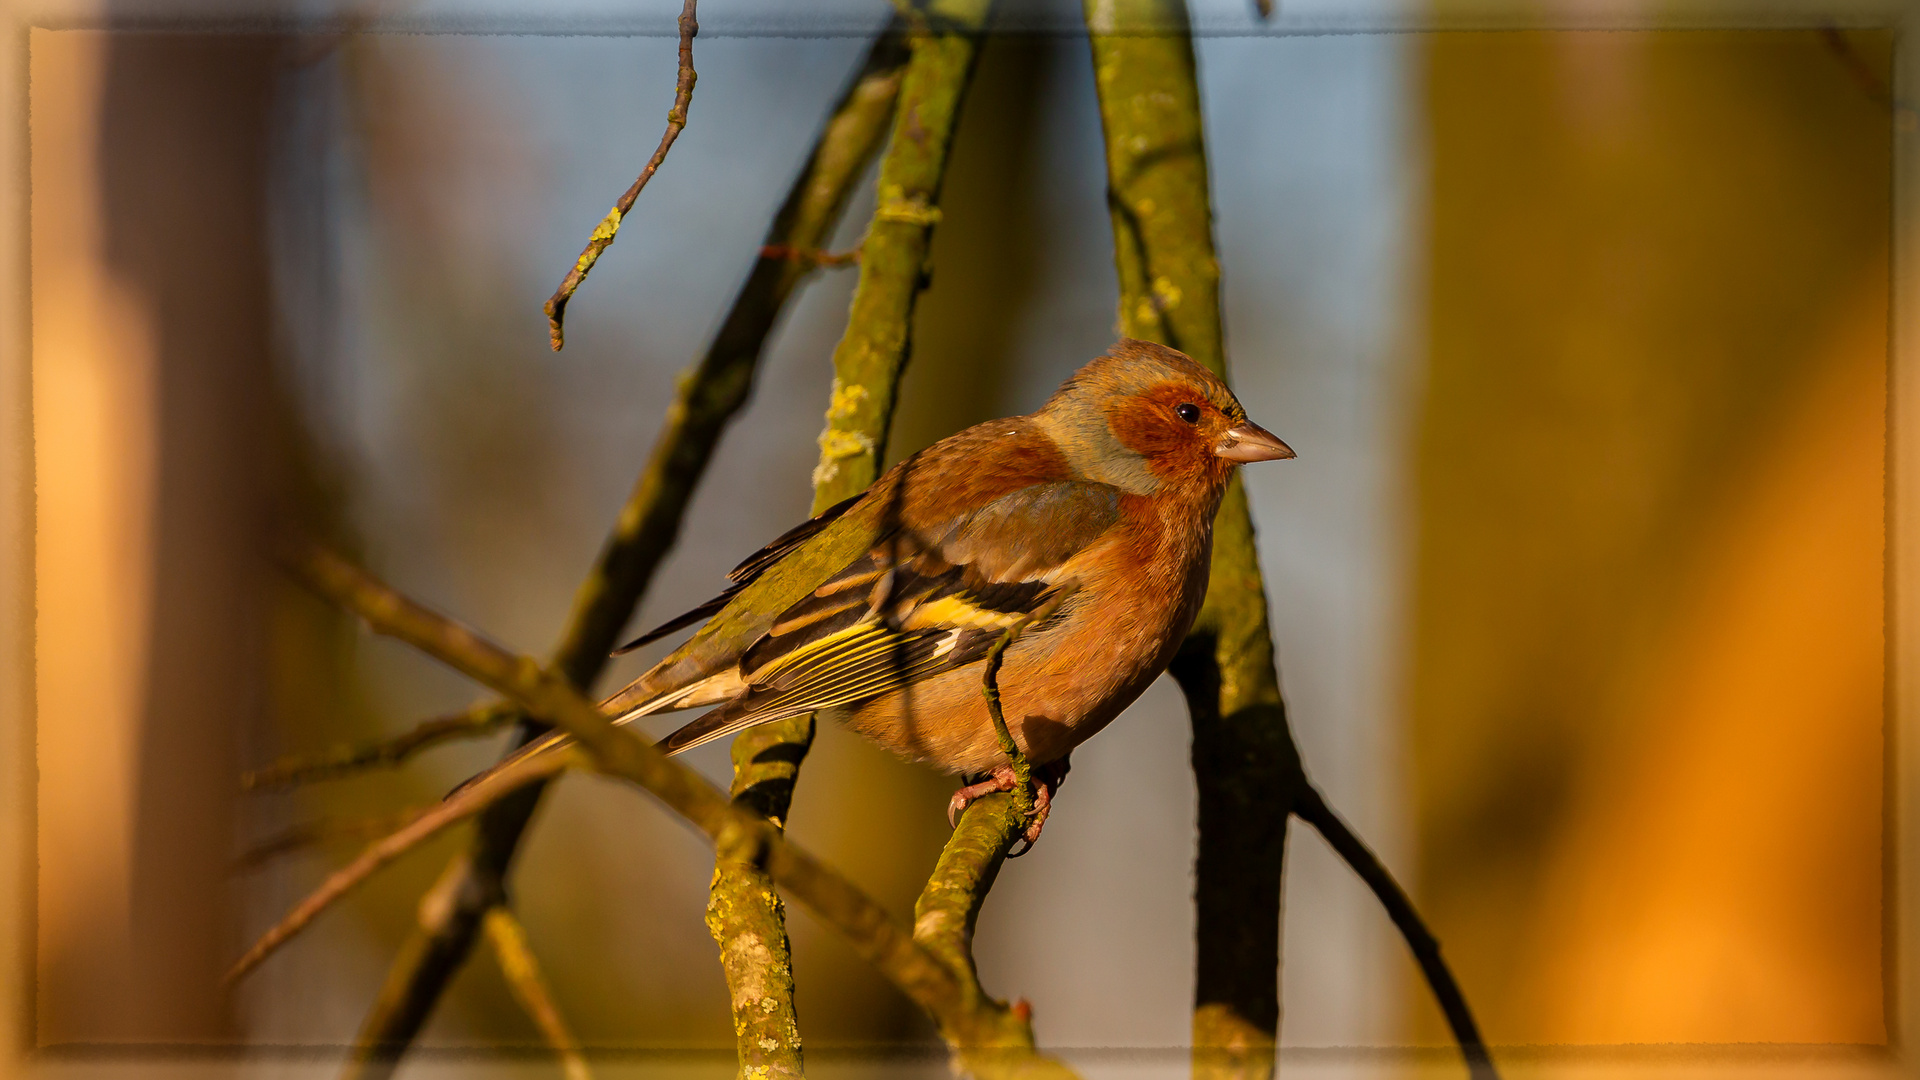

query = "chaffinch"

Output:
[[475, 339, 1292, 840]]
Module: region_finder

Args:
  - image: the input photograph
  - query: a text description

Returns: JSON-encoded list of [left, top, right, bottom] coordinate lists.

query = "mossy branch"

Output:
[[706, 5, 993, 1074], [275, 541, 1051, 1045], [1084, 5, 1293, 1072], [1085, 4, 1496, 1078], [339, 25, 920, 1076], [808, 0, 996, 507], [543, 0, 698, 350], [903, 618, 1078, 1078]]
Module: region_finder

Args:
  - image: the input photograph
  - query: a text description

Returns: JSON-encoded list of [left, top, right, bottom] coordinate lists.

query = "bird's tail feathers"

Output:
[[655, 701, 780, 756]]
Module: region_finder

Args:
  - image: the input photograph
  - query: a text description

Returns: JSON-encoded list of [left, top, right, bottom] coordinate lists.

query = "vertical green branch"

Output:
[[1084, 6, 1499, 1080], [1082, 3, 1301, 1077], [340, 25, 916, 1079], [705, 4, 994, 1075]]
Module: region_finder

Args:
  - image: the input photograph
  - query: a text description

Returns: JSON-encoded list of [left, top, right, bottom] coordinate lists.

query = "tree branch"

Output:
[[341, 24, 919, 1074], [226, 746, 576, 983], [483, 906, 594, 1080], [543, 0, 699, 350], [705, 5, 993, 1073], [1083, 5, 1300, 1076], [904, 620, 1078, 1079], [277, 541, 1067, 1051], [242, 701, 517, 790], [1085, 6, 1497, 1077], [1292, 785, 1497, 1080]]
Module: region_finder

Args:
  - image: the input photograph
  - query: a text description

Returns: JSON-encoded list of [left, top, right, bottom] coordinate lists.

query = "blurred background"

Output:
[[22, 0, 1895, 1071]]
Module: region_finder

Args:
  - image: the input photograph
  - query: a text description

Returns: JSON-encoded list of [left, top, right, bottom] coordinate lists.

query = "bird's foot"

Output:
[[947, 756, 1071, 856], [947, 765, 1020, 828]]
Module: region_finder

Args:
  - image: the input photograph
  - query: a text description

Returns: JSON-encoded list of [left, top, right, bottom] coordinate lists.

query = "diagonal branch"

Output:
[[242, 701, 517, 790], [279, 540, 1075, 1054], [1293, 785, 1497, 1080], [341, 24, 919, 1074], [543, 0, 699, 350], [704, 6, 993, 1074], [483, 906, 594, 1080]]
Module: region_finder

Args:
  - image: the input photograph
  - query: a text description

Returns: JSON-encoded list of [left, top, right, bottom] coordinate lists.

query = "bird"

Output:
[[469, 338, 1293, 844]]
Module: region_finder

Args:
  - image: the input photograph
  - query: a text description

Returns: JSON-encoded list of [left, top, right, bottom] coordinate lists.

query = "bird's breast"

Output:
[[840, 505, 1215, 775]]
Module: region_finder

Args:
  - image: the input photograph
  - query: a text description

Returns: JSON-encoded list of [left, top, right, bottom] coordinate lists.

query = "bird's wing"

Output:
[[611, 492, 863, 655], [654, 480, 1121, 755]]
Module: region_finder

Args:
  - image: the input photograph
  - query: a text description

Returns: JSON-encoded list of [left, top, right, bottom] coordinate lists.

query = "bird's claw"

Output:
[[947, 765, 1019, 827], [948, 757, 1071, 855]]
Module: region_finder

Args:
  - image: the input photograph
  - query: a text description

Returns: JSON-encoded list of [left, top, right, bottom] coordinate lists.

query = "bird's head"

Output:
[[1034, 339, 1294, 497]]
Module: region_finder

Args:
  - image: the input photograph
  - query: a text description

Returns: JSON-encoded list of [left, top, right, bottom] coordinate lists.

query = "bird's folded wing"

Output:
[[612, 492, 864, 655], [654, 480, 1122, 752], [451, 479, 1125, 794]]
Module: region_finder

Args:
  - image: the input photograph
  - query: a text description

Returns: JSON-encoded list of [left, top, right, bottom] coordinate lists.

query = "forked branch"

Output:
[[343, 23, 919, 1071]]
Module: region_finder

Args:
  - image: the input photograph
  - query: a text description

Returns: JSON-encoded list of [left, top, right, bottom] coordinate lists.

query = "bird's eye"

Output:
[[1175, 403, 1202, 424]]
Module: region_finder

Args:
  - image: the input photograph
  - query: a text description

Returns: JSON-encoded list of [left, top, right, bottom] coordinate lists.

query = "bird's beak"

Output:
[[1215, 421, 1295, 463]]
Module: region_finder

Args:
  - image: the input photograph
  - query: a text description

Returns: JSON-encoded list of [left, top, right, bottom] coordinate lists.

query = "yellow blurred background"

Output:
[[17, 14, 1900, 1072], [1409, 30, 1890, 1047]]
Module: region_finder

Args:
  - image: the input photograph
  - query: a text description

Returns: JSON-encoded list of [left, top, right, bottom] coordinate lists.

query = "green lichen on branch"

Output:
[[1082, 2, 1300, 1076], [809, 0, 996, 505], [705, 5, 994, 1075], [340, 25, 916, 1077]]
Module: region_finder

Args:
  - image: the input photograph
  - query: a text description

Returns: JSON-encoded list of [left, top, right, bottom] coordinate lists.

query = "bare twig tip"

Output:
[[540, 0, 699, 349]]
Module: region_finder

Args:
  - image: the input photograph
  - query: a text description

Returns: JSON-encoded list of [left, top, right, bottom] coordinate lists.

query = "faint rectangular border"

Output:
[[0, 1, 1911, 1076]]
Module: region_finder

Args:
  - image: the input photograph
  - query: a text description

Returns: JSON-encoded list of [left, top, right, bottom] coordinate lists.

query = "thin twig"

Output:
[[232, 807, 430, 872], [980, 623, 1030, 794], [542, 0, 699, 350], [1293, 785, 1499, 1080], [226, 745, 576, 984], [483, 907, 593, 1080], [242, 701, 518, 790]]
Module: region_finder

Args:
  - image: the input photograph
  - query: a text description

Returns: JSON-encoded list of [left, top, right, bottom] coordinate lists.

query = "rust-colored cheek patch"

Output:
[[1107, 383, 1221, 484]]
